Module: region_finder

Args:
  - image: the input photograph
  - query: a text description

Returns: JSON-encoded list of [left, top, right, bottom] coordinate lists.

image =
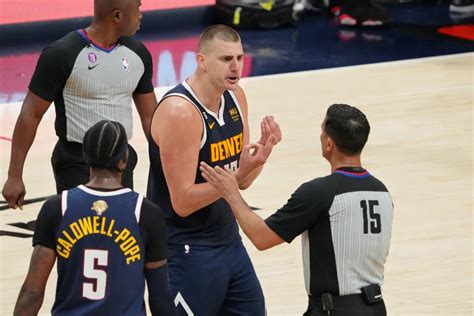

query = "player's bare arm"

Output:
[[2, 91, 52, 209], [200, 161, 284, 250], [151, 96, 223, 217], [14, 245, 56, 316], [133, 91, 158, 138]]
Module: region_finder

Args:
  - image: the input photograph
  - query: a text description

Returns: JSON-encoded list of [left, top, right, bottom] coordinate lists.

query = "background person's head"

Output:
[[94, 0, 142, 36], [320, 103, 370, 160], [197, 24, 243, 91], [83, 120, 129, 173]]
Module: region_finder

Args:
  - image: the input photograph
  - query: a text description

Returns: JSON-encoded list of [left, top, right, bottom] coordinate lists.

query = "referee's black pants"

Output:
[[304, 293, 386, 316], [51, 140, 138, 194]]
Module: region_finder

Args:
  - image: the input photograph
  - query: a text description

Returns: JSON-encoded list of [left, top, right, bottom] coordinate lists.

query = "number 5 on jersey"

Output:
[[83, 249, 108, 300]]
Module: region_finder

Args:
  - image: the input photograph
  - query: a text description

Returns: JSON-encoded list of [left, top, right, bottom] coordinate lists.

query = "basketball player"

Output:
[[147, 24, 281, 315], [14, 121, 176, 315], [201, 104, 394, 316], [2, 0, 157, 209]]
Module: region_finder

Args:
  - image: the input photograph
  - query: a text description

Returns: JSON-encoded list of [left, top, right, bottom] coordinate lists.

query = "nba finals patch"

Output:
[[91, 200, 108, 216]]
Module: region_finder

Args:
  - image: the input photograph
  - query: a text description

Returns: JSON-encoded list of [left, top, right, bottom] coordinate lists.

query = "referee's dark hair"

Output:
[[82, 120, 129, 172], [325, 103, 370, 155]]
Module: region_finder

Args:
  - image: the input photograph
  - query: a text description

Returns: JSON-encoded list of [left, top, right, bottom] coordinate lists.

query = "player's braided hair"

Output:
[[82, 120, 128, 172], [325, 104, 370, 155]]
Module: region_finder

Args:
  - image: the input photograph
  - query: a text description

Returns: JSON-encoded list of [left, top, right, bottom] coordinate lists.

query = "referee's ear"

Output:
[[112, 9, 122, 23], [322, 135, 334, 157], [326, 136, 335, 151]]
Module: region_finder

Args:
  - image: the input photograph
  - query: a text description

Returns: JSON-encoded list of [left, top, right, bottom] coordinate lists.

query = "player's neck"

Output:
[[87, 170, 123, 190], [187, 75, 223, 113]]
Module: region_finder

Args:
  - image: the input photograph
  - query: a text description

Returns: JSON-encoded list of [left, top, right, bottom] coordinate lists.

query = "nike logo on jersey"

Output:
[[209, 121, 216, 129], [88, 64, 99, 70]]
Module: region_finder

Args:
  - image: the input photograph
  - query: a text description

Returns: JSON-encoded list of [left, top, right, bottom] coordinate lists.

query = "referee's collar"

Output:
[[77, 29, 121, 53], [334, 167, 370, 178]]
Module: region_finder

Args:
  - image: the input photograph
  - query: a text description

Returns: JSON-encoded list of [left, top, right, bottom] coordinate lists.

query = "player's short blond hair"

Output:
[[198, 24, 241, 53]]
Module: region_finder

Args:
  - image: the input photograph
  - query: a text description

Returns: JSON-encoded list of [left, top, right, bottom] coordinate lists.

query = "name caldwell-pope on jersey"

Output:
[[56, 214, 141, 264]]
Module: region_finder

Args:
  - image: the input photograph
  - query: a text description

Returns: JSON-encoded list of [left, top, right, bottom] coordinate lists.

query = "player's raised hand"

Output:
[[258, 116, 282, 146], [200, 162, 239, 200], [239, 135, 275, 176]]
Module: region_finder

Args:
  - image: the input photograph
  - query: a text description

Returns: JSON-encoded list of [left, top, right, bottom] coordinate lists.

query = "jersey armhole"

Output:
[[61, 190, 68, 216], [134, 194, 144, 222]]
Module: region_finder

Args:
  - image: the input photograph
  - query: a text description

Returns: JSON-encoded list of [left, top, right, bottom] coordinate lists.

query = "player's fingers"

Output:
[[260, 121, 268, 143], [18, 193, 25, 210], [208, 165, 231, 185], [200, 162, 217, 181], [263, 117, 272, 135], [264, 135, 276, 153], [213, 166, 227, 175], [4, 193, 18, 209], [243, 143, 255, 151], [200, 161, 212, 171], [250, 143, 264, 157], [7, 199, 18, 209], [199, 165, 210, 180], [201, 171, 222, 190], [243, 143, 259, 157], [266, 116, 282, 143], [214, 166, 235, 182], [201, 170, 211, 182]]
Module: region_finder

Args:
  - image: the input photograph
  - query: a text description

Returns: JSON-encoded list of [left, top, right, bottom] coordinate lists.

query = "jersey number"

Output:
[[224, 160, 239, 172], [83, 249, 108, 300], [361, 200, 381, 234]]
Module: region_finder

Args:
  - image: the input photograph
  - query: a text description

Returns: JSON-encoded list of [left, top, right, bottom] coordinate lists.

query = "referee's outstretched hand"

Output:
[[200, 162, 239, 201]]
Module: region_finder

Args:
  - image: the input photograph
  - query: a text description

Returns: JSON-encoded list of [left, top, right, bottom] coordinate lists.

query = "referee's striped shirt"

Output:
[[29, 30, 154, 143], [265, 166, 394, 297]]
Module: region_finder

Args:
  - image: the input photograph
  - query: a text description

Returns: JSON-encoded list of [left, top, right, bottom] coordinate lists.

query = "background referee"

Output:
[[2, 0, 157, 209]]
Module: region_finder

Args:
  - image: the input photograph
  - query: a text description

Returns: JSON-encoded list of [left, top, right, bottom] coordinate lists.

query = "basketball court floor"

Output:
[[0, 2, 473, 315]]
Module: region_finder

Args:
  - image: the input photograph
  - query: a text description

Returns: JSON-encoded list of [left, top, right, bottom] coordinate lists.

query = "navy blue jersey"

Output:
[[52, 186, 147, 315], [147, 81, 243, 246]]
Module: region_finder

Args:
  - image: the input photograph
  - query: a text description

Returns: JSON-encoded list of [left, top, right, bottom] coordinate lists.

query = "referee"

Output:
[[200, 103, 394, 316], [2, 0, 157, 209]]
